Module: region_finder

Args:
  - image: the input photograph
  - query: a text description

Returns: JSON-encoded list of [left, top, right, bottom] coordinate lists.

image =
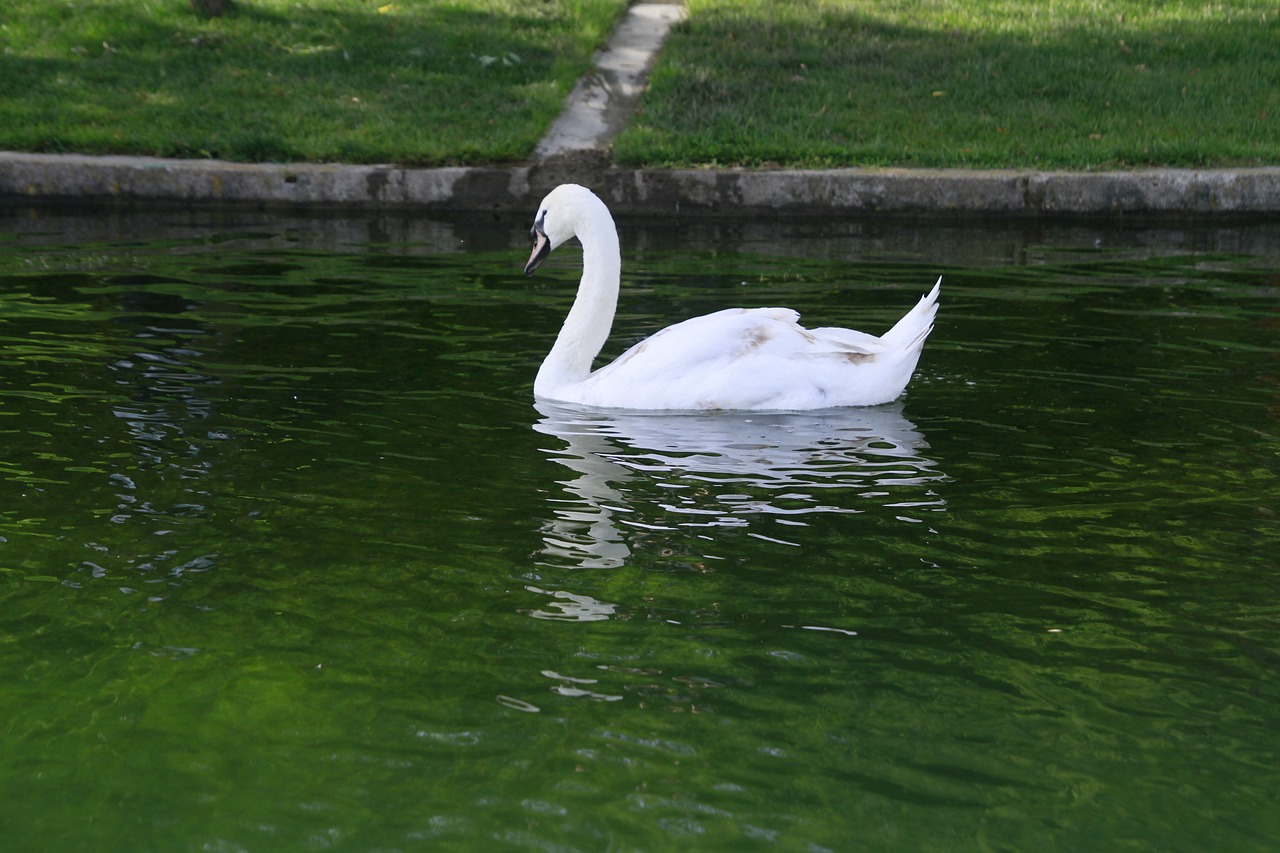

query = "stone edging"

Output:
[[3, 151, 1279, 217]]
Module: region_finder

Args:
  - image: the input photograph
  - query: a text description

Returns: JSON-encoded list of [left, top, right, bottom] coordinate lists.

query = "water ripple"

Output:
[[532, 401, 947, 570]]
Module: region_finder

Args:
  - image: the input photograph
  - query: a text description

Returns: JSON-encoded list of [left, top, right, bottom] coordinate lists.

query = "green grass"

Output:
[[613, 0, 1280, 169], [0, 0, 627, 164], [1, 0, 1276, 169]]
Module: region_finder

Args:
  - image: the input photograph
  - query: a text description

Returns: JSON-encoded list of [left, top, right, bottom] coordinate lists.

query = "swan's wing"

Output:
[[590, 308, 886, 387], [599, 308, 808, 377], [801, 326, 886, 357], [558, 307, 909, 409]]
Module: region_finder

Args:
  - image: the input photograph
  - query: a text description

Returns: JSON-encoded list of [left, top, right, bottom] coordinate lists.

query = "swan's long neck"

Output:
[[534, 204, 621, 398]]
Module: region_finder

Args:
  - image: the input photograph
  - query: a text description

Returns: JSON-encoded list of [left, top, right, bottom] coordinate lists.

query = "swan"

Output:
[[524, 183, 940, 411]]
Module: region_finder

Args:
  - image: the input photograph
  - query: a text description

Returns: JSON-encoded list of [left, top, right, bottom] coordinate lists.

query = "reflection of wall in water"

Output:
[[7, 206, 1280, 267]]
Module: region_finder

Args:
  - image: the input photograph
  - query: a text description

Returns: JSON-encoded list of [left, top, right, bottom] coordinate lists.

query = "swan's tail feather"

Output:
[[858, 278, 939, 404], [879, 277, 941, 353]]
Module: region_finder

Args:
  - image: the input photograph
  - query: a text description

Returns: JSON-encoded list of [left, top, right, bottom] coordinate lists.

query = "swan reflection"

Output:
[[532, 401, 946, 570]]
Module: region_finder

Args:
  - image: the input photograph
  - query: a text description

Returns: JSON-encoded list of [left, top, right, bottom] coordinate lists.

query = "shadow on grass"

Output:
[[615, 2, 1280, 169]]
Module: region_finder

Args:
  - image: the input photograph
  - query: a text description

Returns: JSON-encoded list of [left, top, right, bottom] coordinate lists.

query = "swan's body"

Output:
[[525, 184, 940, 411]]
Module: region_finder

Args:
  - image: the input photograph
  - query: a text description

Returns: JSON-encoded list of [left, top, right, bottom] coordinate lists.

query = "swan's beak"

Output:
[[525, 227, 551, 276]]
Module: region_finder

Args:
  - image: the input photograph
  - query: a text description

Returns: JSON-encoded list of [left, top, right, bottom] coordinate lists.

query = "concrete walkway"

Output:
[[533, 3, 687, 161], [2, 0, 1278, 217]]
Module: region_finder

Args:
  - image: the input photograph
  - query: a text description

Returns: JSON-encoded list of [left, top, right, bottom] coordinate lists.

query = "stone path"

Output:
[[532, 2, 687, 162]]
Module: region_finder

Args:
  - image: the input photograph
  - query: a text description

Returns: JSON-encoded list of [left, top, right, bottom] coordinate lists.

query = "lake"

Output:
[[1, 206, 1277, 852]]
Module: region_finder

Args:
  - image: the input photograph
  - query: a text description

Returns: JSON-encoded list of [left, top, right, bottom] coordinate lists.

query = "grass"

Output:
[[0, 0, 1276, 169], [612, 0, 1280, 169], [0, 0, 627, 164]]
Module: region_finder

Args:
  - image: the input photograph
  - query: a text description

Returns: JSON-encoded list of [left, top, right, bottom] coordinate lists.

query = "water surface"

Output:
[[1, 208, 1277, 852]]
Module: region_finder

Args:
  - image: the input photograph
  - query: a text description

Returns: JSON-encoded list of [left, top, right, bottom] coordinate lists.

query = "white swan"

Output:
[[524, 183, 940, 410]]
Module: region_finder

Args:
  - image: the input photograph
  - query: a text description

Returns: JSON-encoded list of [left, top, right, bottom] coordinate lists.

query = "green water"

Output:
[[1, 209, 1277, 852]]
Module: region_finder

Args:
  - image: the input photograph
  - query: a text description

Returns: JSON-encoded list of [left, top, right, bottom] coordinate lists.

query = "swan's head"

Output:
[[524, 184, 607, 276]]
